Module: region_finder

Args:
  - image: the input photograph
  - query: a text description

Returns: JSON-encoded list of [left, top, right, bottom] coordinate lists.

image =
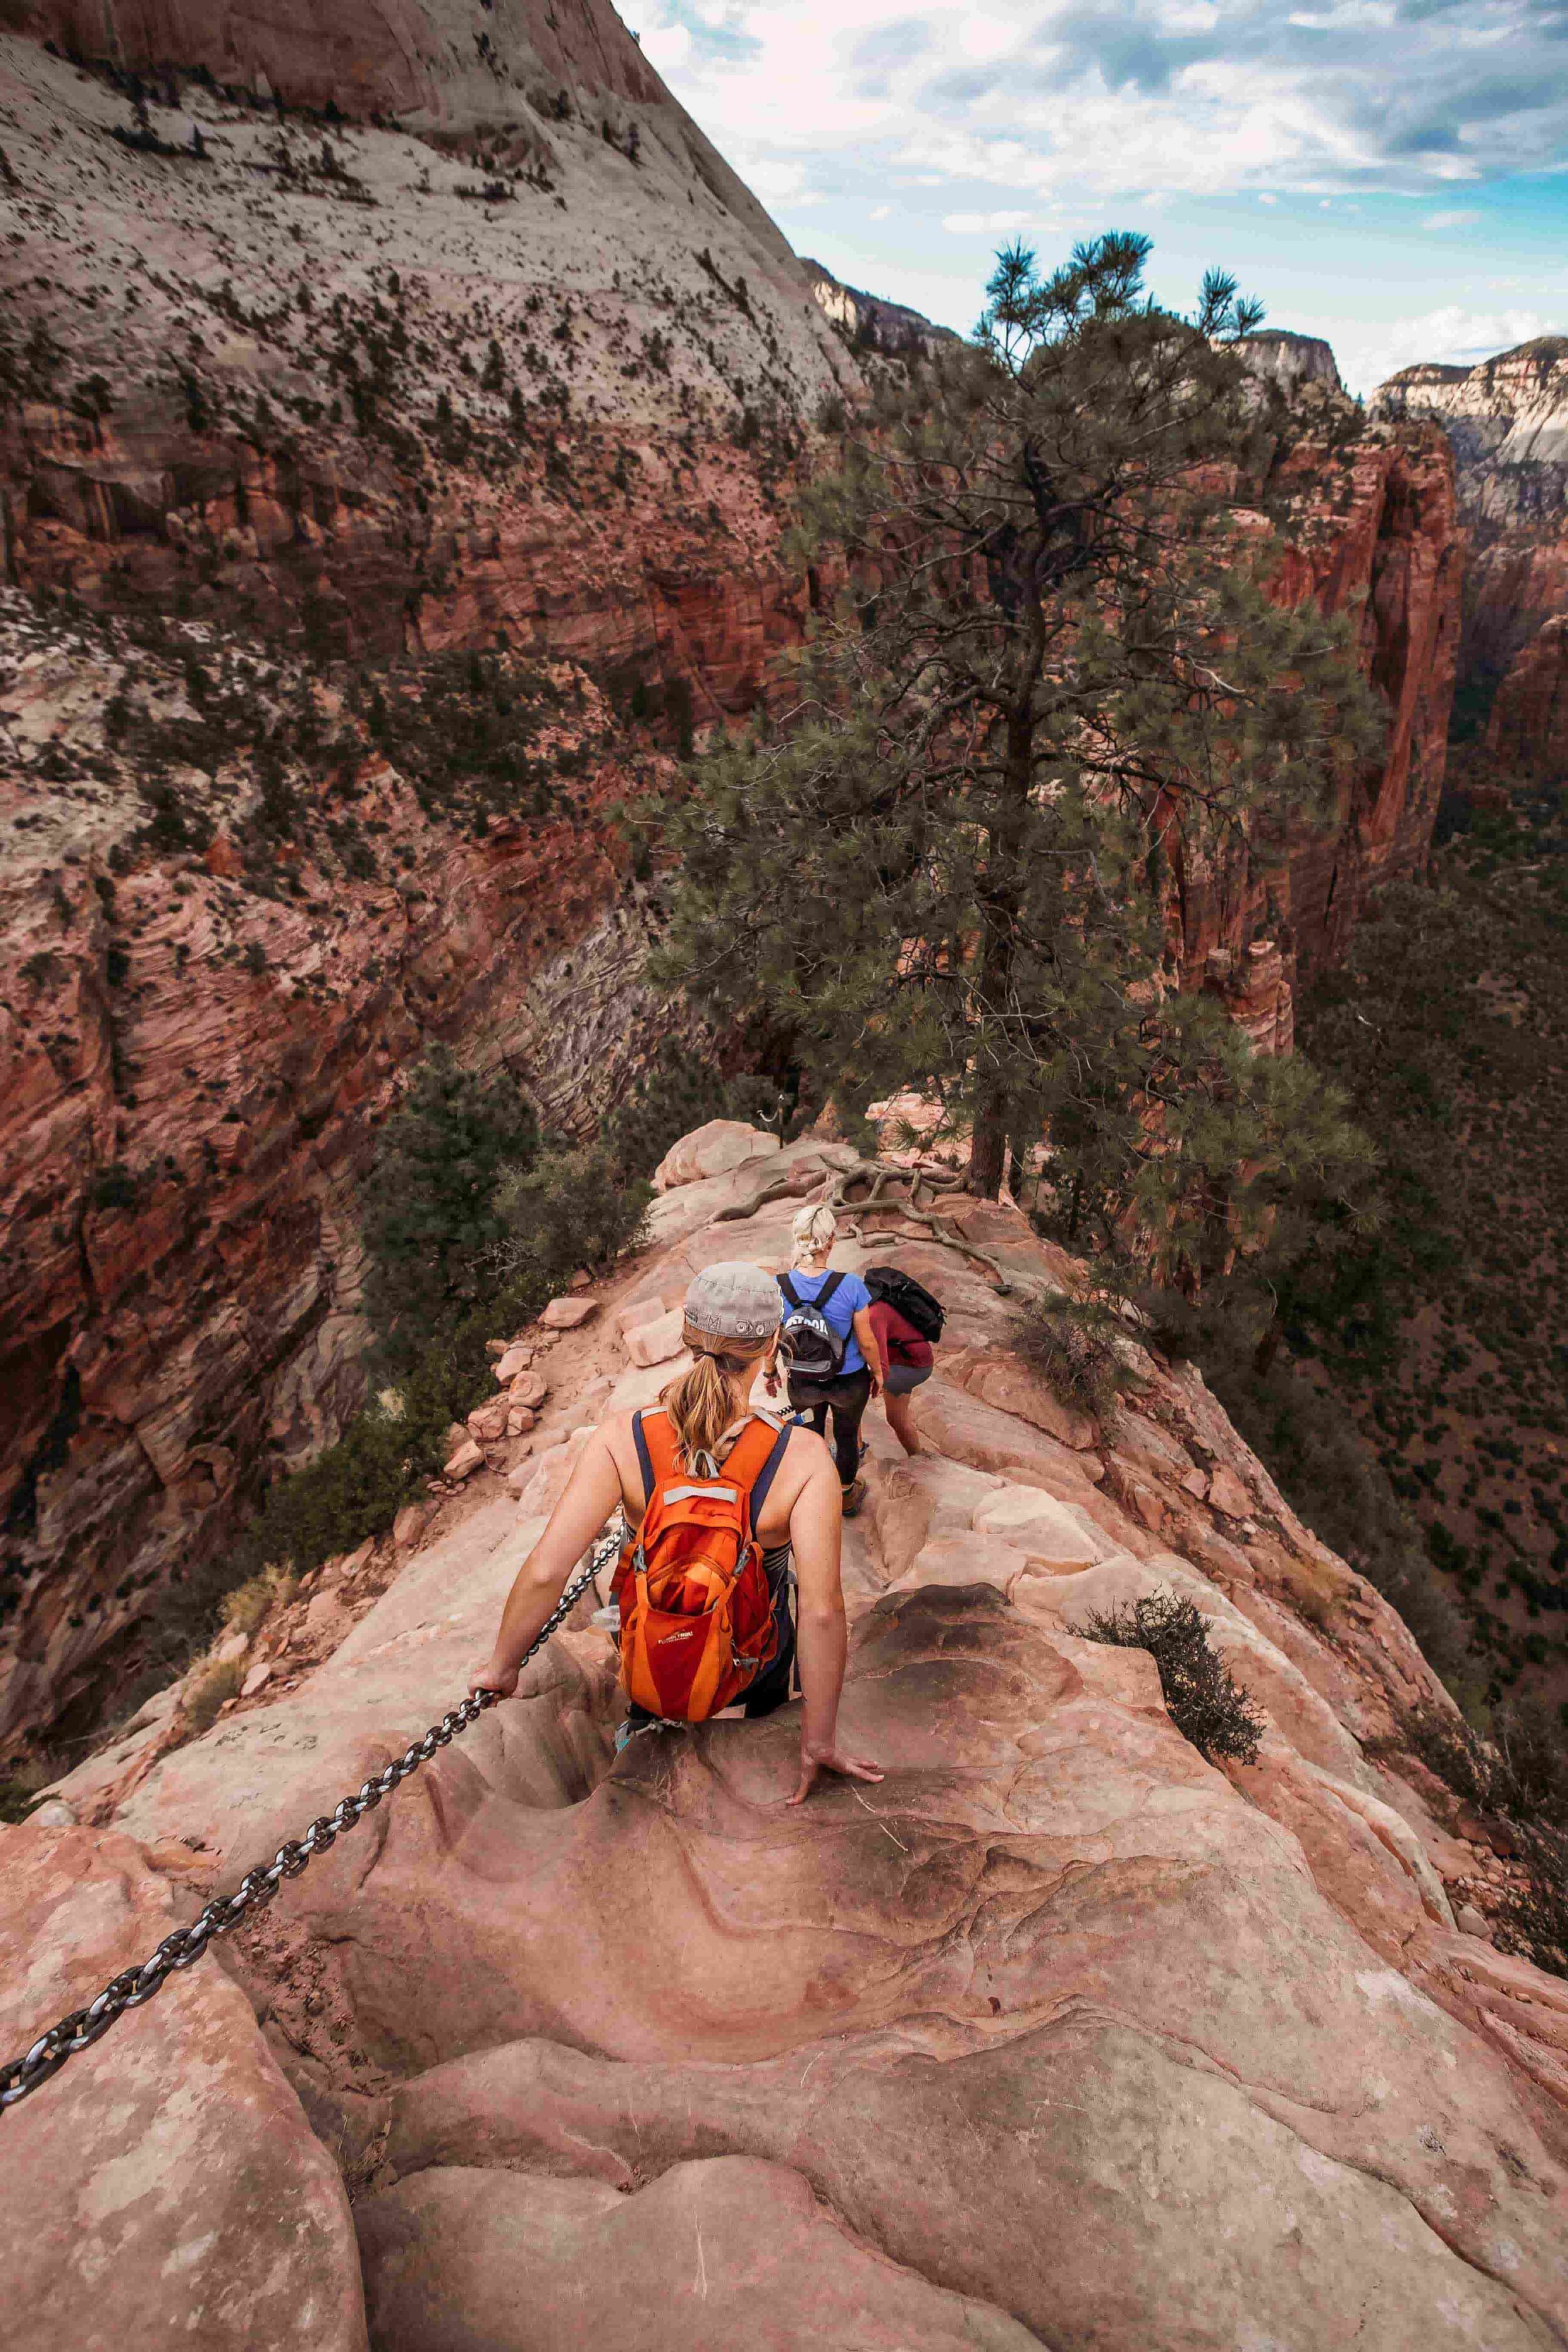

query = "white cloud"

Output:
[[638, 0, 1568, 213], [942, 209, 1039, 235], [1336, 304, 1558, 391], [1423, 208, 1483, 229]]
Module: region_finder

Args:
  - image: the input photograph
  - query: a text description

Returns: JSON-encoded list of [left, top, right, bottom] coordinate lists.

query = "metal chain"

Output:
[[0, 1522, 623, 2116]]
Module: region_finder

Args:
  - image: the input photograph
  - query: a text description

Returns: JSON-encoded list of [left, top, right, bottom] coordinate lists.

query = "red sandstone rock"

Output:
[[358, 2154, 1041, 2352], [0, 1825, 366, 2351], [1207, 1464, 1253, 1519], [622, 1305, 686, 1369], [1489, 612, 1568, 771], [651, 1118, 782, 1192]]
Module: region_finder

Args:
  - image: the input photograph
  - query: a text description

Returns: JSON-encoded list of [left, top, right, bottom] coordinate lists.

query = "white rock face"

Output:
[[1238, 330, 1345, 398], [1373, 339, 1568, 474]]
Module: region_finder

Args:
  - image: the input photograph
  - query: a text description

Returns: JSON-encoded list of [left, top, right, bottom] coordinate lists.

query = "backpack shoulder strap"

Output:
[[749, 1423, 794, 1526], [817, 1269, 846, 1310], [633, 1409, 679, 1507], [720, 1416, 795, 1537], [778, 1274, 800, 1310]]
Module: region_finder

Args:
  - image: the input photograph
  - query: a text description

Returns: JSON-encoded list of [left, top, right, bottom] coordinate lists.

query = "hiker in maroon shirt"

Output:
[[866, 1295, 934, 1458]]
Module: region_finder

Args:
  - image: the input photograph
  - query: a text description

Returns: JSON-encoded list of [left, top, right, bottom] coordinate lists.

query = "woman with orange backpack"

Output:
[[470, 1261, 883, 1804]]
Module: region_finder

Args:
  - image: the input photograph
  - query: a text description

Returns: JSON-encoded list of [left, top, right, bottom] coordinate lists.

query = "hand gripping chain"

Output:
[[0, 1523, 622, 2117]]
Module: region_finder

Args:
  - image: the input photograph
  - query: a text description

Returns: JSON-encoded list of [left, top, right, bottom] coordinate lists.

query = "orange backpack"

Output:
[[611, 1409, 792, 1722]]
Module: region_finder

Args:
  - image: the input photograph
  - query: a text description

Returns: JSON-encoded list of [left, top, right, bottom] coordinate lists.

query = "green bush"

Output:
[[490, 1145, 650, 1308], [1079, 1590, 1264, 1766], [361, 1048, 541, 1373]]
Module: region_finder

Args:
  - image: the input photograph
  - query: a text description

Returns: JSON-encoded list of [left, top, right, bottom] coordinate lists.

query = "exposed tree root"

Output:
[[716, 1153, 1040, 1296]]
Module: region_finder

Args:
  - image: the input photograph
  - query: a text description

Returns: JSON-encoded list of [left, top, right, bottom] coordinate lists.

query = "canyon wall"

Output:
[[0, 13, 854, 1742], [1372, 338, 1568, 775], [0, 13, 1459, 1745], [1179, 354, 1460, 1031]]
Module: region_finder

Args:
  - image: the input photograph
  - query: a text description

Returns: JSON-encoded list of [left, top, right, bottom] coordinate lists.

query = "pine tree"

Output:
[[359, 1049, 540, 1370], [649, 234, 1385, 1248]]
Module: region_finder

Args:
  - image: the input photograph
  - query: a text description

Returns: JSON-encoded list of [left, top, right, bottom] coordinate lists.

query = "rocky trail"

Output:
[[3, 1127, 1568, 2349]]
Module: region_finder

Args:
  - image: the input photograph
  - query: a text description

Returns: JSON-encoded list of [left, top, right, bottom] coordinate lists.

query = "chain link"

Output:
[[0, 1522, 622, 2116]]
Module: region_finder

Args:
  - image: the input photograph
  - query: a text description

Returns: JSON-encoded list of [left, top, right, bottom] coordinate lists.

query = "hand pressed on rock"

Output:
[[788, 1745, 885, 1806]]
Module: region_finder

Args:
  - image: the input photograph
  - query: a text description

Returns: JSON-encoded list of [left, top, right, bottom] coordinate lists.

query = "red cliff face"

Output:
[[1486, 614, 1568, 774], [1174, 410, 1461, 1031], [0, 21, 1463, 1743], [1372, 341, 1568, 776]]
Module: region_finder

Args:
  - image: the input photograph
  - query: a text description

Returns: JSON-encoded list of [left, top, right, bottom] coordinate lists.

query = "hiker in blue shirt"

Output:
[[768, 1205, 884, 1518]]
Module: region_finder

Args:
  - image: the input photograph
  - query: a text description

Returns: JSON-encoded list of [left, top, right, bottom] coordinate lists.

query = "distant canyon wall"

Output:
[[1372, 339, 1568, 778], [1182, 342, 1461, 1053]]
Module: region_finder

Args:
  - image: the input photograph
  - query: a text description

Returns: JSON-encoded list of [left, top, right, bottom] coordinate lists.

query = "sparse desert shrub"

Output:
[[221, 1562, 298, 1637], [1010, 1295, 1126, 1426], [181, 1655, 244, 1735], [1498, 1826, 1568, 1976], [1405, 1694, 1568, 1829], [1401, 1695, 1568, 1978], [1080, 1590, 1264, 1766]]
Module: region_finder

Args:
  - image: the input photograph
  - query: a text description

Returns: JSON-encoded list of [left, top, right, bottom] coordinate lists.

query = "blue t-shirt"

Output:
[[778, 1268, 872, 1376]]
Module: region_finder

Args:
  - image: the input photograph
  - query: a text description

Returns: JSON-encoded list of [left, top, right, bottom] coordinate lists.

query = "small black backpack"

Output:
[[779, 1271, 848, 1381], [865, 1263, 945, 1343]]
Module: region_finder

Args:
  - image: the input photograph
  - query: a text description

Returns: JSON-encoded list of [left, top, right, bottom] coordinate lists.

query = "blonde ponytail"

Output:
[[662, 1324, 775, 1470], [790, 1203, 838, 1266]]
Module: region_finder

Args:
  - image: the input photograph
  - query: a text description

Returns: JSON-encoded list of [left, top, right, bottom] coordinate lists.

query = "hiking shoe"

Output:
[[841, 1477, 867, 1518]]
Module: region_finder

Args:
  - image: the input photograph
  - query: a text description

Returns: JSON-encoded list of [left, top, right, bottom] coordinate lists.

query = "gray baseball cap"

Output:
[[683, 1260, 782, 1341]]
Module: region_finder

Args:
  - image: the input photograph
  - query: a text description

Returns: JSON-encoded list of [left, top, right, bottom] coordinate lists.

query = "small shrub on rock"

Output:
[[1498, 1826, 1568, 1977], [1010, 1295, 1127, 1426], [1081, 1591, 1264, 1766], [1404, 1693, 1568, 1829], [1401, 1695, 1568, 1978], [181, 1655, 244, 1736], [221, 1562, 297, 1638]]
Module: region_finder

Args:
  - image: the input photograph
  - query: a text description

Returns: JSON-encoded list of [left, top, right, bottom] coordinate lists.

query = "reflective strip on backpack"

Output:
[[660, 1483, 739, 1505]]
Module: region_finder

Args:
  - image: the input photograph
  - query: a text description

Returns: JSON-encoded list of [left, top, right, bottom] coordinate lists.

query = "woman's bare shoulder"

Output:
[[781, 1422, 835, 1478], [599, 1407, 650, 1457]]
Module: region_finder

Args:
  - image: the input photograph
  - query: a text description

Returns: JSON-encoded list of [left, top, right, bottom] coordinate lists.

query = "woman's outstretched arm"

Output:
[[787, 1439, 884, 1804], [470, 1426, 624, 1697]]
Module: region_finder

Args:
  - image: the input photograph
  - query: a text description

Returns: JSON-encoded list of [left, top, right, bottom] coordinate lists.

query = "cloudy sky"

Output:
[[634, 0, 1568, 391]]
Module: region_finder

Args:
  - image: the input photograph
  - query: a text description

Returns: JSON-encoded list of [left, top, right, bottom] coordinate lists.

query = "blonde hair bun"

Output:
[[790, 1203, 839, 1264]]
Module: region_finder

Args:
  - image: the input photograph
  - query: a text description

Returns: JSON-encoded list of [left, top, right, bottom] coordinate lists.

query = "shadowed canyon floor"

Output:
[[4, 1133, 1568, 2349]]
